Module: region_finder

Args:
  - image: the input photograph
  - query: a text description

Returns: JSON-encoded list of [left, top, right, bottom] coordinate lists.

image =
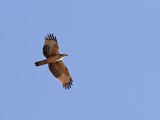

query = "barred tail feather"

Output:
[[35, 60, 48, 66]]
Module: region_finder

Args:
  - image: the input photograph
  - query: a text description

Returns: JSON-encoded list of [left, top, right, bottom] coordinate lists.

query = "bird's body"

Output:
[[35, 34, 73, 89], [35, 54, 67, 66]]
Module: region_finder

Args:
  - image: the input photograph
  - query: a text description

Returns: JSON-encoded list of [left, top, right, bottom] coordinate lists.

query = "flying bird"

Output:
[[35, 33, 73, 89]]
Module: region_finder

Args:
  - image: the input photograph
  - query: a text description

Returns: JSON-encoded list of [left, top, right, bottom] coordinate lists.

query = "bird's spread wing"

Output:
[[48, 61, 73, 89], [43, 34, 59, 58]]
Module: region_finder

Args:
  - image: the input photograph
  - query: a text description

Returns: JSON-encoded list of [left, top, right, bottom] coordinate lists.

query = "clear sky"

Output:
[[0, 0, 160, 120]]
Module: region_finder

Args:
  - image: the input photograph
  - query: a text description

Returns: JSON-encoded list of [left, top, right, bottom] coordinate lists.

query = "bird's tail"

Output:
[[35, 60, 48, 66]]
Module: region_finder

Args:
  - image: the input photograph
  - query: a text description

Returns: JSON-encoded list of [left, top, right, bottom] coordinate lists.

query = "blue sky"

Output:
[[0, 0, 160, 120]]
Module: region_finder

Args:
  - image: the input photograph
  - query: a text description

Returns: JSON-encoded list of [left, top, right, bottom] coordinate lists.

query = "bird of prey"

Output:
[[35, 33, 73, 89]]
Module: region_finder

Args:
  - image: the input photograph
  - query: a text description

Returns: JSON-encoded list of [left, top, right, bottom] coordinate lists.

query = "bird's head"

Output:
[[60, 54, 68, 58]]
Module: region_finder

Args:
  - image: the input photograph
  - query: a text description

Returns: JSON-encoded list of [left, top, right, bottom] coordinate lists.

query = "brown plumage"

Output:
[[35, 33, 73, 89]]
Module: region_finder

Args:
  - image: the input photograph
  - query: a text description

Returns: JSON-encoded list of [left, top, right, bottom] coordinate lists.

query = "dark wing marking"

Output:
[[48, 61, 73, 89], [43, 33, 59, 58]]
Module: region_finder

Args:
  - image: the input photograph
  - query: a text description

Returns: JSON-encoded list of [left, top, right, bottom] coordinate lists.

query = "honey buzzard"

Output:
[[35, 34, 73, 89]]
